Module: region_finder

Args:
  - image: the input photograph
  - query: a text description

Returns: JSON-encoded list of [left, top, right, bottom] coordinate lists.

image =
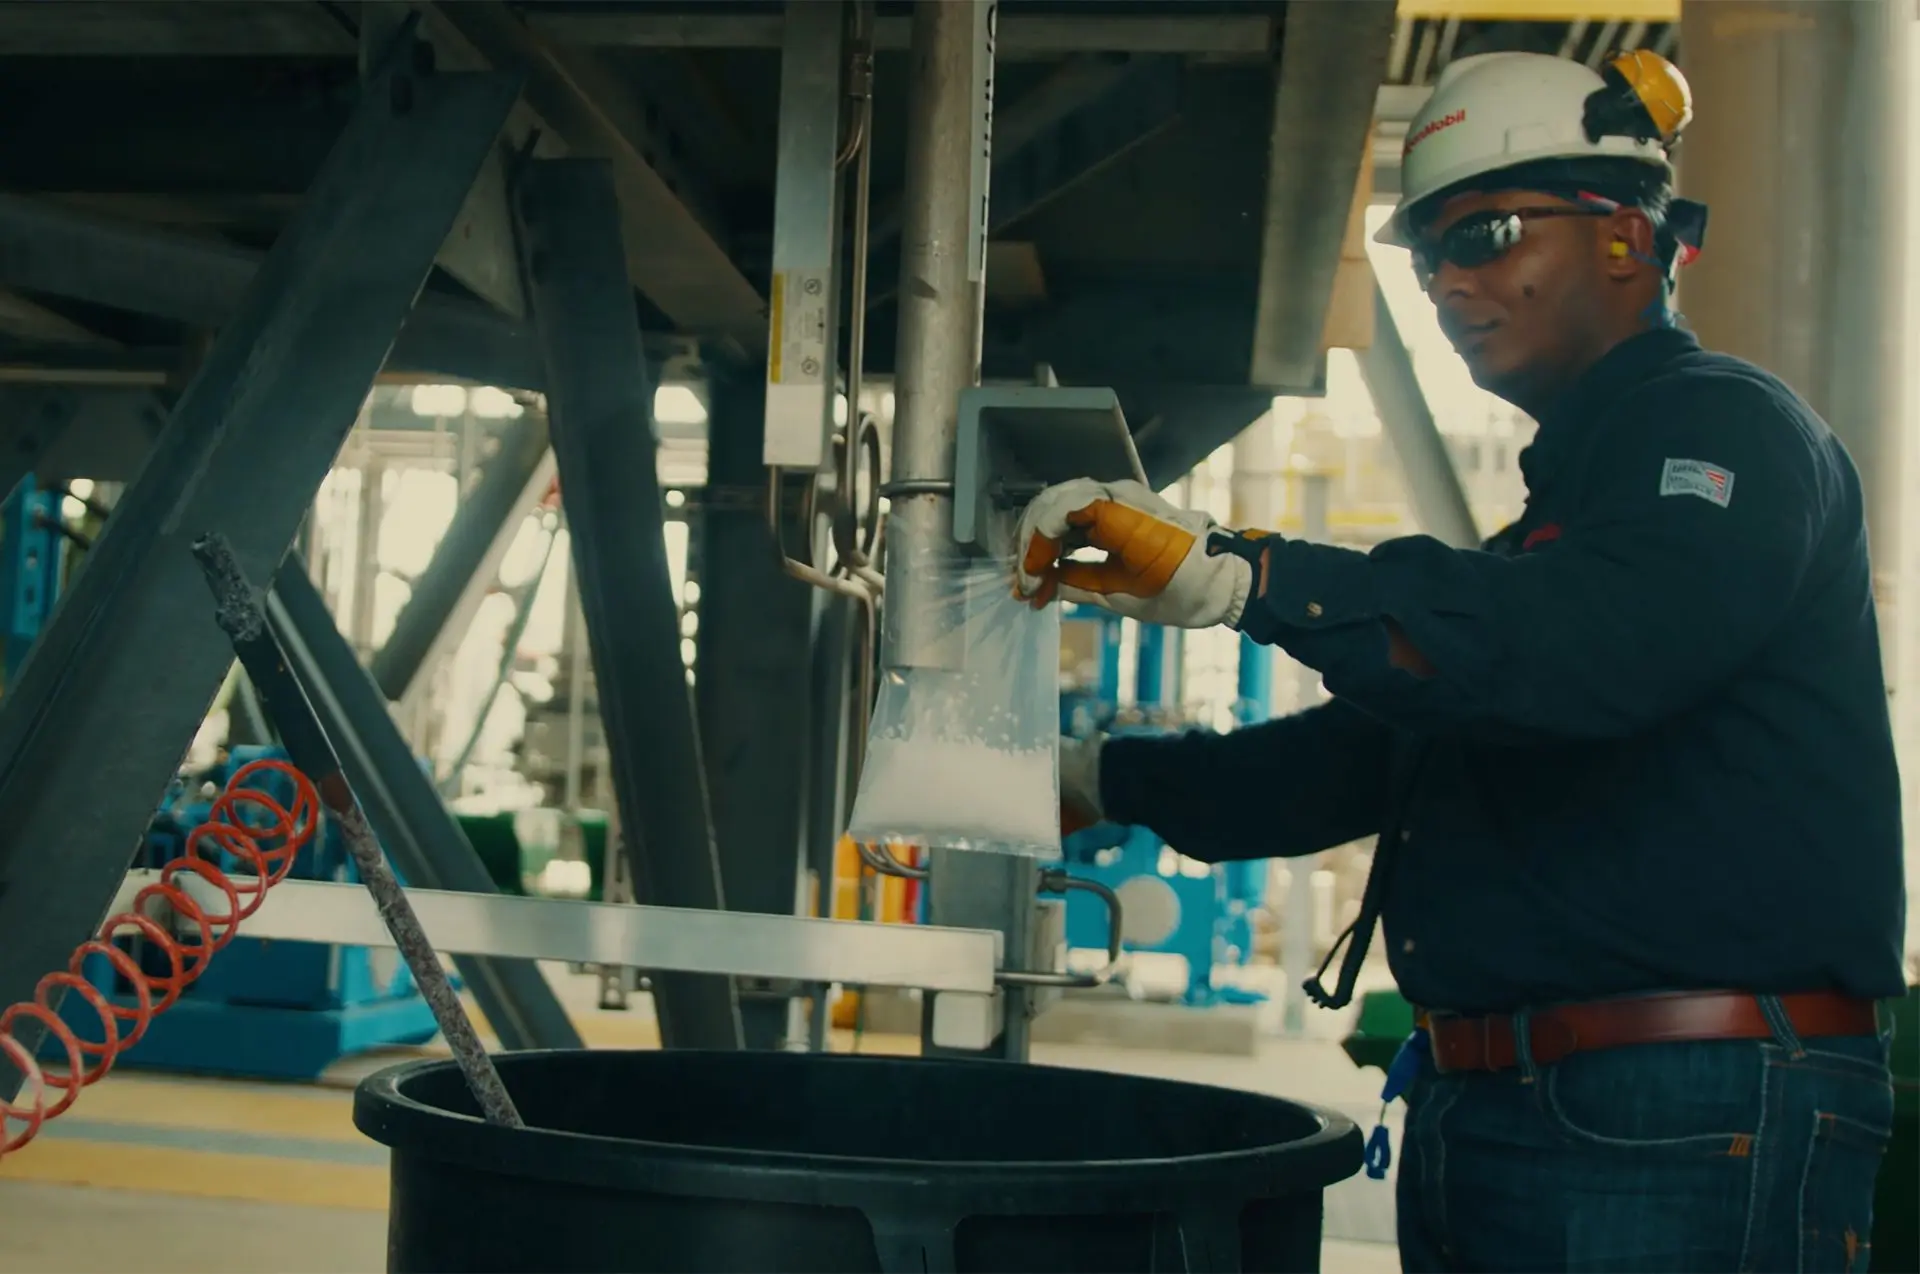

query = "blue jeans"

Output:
[[1395, 1017, 1895, 1272]]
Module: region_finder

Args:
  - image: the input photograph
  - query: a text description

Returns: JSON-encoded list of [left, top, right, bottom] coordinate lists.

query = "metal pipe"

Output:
[[1281, 470, 1332, 1037], [559, 526, 589, 813], [192, 532, 523, 1129], [440, 517, 561, 797], [881, 0, 994, 671], [834, 7, 879, 578]]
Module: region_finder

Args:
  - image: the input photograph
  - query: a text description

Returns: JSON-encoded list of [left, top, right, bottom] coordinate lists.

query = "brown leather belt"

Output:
[[1425, 990, 1880, 1074]]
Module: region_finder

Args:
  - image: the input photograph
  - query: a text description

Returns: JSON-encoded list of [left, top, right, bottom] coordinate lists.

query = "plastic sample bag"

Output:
[[848, 556, 1062, 860]]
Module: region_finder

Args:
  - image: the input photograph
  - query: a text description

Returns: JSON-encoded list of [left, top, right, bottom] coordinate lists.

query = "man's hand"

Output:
[[1059, 733, 1106, 836], [1014, 478, 1254, 629]]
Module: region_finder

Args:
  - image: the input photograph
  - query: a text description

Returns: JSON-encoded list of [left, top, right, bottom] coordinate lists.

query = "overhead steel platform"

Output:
[[0, 0, 1421, 489]]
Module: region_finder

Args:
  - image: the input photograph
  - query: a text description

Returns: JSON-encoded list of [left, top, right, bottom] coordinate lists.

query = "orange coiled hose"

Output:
[[0, 757, 320, 1158]]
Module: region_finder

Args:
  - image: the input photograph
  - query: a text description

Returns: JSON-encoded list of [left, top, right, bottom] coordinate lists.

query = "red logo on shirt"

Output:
[[1522, 523, 1562, 551]]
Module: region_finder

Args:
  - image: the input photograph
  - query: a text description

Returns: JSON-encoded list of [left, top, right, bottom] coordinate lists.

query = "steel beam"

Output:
[[265, 563, 581, 1053], [527, 11, 1279, 59], [0, 1, 356, 56], [989, 56, 1183, 234], [371, 411, 555, 700], [863, 55, 1183, 312], [1123, 384, 1279, 492], [1247, 0, 1397, 386], [0, 289, 113, 348], [0, 385, 153, 501], [1355, 280, 1479, 548], [432, 2, 767, 343], [950, 278, 1276, 389], [0, 54, 523, 1050], [697, 363, 816, 1049], [514, 157, 743, 1051], [362, 5, 527, 319], [0, 196, 547, 391]]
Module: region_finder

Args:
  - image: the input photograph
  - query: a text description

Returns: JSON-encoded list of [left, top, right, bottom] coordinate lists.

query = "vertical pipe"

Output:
[[1231, 414, 1282, 726], [561, 537, 587, 815], [882, 0, 995, 671], [1357, 280, 1479, 548], [350, 455, 384, 657], [1281, 471, 1332, 1036], [1135, 624, 1167, 709]]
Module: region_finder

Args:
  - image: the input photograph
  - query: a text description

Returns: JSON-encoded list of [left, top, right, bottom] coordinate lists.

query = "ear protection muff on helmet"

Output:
[[1585, 50, 1694, 148]]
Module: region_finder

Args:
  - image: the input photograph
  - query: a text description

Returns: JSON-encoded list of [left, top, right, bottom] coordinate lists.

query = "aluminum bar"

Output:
[[515, 157, 743, 1050], [0, 53, 524, 1047], [108, 873, 1003, 996], [267, 562, 582, 1053]]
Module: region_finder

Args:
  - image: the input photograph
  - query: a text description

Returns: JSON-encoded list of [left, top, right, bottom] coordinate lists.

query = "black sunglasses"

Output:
[[1411, 207, 1610, 289]]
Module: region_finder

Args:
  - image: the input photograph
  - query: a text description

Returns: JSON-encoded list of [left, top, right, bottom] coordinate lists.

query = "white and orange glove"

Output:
[[1014, 478, 1256, 629]]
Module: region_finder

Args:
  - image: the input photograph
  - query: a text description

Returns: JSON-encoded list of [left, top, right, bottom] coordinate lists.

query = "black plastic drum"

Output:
[[354, 1049, 1362, 1273]]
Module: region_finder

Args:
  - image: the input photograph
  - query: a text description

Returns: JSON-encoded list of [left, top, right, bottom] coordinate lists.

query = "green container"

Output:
[[1342, 987, 1417, 1074], [455, 812, 525, 896], [577, 810, 610, 901]]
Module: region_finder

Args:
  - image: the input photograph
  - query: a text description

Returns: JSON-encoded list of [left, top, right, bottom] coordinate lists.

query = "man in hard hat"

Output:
[[1017, 50, 1905, 1272]]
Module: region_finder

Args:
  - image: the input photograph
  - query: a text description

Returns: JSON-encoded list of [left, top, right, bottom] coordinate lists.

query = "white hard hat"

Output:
[[1377, 50, 1693, 249]]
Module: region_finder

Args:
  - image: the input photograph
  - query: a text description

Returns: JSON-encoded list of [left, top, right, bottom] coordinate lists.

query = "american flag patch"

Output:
[[1659, 458, 1735, 508]]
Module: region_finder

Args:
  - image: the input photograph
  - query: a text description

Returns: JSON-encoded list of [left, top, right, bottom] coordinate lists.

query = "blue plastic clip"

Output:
[[1363, 1027, 1430, 1180]]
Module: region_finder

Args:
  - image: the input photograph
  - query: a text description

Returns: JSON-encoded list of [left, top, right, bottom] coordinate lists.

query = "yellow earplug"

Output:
[[1611, 241, 1630, 257]]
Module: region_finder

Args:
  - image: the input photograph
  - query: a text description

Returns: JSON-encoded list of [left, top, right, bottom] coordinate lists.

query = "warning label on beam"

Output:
[[768, 269, 829, 387]]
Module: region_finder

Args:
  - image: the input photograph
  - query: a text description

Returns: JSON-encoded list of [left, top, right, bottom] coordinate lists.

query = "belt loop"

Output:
[[1756, 994, 1806, 1059], [1512, 1008, 1540, 1085]]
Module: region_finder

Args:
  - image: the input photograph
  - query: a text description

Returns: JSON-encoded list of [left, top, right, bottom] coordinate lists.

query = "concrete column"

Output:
[[1677, 0, 1910, 677]]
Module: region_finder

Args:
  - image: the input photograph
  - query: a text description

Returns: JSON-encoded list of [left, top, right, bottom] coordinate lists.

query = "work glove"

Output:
[[1059, 733, 1106, 836], [1014, 478, 1254, 629]]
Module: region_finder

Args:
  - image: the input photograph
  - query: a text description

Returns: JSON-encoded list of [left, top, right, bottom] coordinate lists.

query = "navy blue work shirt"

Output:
[[1101, 327, 1908, 1013]]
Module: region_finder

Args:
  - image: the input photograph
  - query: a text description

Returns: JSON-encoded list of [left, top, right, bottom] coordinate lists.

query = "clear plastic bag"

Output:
[[848, 555, 1062, 860]]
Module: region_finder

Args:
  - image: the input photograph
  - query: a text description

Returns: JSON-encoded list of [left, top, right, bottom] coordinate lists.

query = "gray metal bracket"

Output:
[[951, 384, 1147, 553]]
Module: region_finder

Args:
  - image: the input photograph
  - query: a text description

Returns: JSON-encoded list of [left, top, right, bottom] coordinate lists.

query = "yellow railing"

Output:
[[1397, 0, 1677, 20]]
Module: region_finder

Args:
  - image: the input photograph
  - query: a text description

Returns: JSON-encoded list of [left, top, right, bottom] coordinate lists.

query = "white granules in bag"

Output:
[[851, 736, 1059, 855]]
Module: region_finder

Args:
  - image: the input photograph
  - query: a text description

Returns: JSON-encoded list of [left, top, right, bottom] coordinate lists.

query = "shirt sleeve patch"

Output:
[[1659, 458, 1736, 508]]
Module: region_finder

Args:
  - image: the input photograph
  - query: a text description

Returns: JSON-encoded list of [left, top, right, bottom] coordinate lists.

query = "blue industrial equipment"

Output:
[[50, 745, 443, 1080], [0, 480, 67, 683], [1057, 608, 1269, 1006], [1235, 633, 1274, 726], [1059, 604, 1122, 738], [1061, 760, 1269, 1007]]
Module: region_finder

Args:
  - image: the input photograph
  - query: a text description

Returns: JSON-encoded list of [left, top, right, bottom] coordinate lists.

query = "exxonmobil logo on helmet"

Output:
[[1404, 109, 1466, 158]]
